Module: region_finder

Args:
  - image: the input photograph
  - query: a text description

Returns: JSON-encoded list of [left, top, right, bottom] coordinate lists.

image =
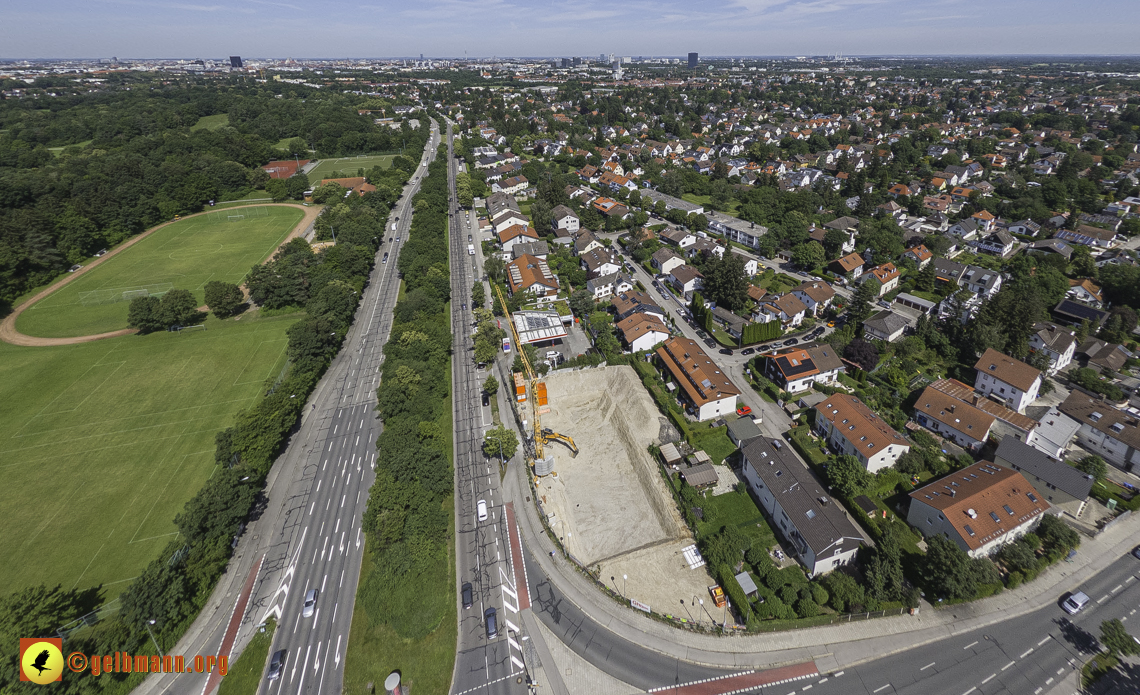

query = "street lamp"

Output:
[[680, 599, 695, 624], [145, 620, 164, 657]]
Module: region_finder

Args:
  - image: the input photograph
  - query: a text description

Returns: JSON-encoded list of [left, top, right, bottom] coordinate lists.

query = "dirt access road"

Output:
[[0, 203, 322, 347]]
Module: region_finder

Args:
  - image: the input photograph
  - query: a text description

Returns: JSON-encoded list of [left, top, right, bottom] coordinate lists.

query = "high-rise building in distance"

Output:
[[688, 53, 698, 69], [561, 58, 571, 68], [229, 56, 243, 68]]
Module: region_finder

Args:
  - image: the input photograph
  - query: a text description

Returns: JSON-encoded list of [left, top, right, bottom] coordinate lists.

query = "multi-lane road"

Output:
[[253, 123, 444, 695], [444, 119, 529, 695]]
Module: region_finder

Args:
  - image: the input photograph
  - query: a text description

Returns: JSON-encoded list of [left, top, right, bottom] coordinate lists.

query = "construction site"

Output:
[[532, 366, 716, 615]]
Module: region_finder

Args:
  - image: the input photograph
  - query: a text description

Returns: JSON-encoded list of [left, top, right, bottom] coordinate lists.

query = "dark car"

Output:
[[741, 347, 755, 355], [462, 582, 473, 609], [267, 650, 287, 681], [704, 339, 717, 348], [786, 338, 799, 346], [482, 392, 490, 407], [719, 348, 733, 356], [485, 607, 498, 638]]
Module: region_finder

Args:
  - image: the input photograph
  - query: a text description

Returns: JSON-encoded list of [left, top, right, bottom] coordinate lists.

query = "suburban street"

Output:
[[133, 123, 443, 695], [445, 119, 530, 695]]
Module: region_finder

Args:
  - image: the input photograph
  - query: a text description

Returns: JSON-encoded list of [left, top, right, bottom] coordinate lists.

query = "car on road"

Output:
[[704, 339, 717, 348], [468, 235, 473, 242], [719, 348, 733, 356], [303, 589, 318, 617], [382, 253, 389, 264], [1133, 545, 1140, 560], [477, 499, 488, 521], [786, 338, 799, 346], [482, 392, 490, 407], [267, 650, 287, 681], [461, 303, 466, 310], [736, 405, 752, 416], [1062, 591, 1091, 614], [485, 607, 498, 638], [462, 582, 473, 609], [827, 321, 835, 327], [741, 347, 755, 355]]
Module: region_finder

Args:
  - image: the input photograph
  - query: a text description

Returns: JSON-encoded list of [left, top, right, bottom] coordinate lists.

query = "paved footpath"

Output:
[[503, 451, 1140, 675], [203, 555, 264, 695]]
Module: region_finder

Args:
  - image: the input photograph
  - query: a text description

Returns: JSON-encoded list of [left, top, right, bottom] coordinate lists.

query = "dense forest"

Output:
[[0, 77, 415, 305]]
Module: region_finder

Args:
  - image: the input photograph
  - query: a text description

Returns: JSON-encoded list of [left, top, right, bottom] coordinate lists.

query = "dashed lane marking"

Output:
[[921, 663, 935, 671]]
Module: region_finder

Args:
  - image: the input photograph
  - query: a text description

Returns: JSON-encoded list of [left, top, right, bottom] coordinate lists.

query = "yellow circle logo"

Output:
[[22, 641, 64, 684]]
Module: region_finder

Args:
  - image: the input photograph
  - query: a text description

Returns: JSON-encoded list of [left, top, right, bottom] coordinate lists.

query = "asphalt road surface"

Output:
[[255, 124, 443, 695], [445, 120, 529, 695]]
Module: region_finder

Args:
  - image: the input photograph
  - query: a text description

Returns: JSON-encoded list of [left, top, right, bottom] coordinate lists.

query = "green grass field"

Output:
[[16, 206, 302, 338], [191, 114, 230, 131], [218, 618, 276, 695], [0, 310, 297, 598], [307, 155, 394, 182]]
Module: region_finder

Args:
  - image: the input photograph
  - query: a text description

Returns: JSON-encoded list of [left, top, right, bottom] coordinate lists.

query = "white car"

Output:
[[1062, 591, 1090, 615], [477, 499, 488, 521], [303, 589, 318, 617]]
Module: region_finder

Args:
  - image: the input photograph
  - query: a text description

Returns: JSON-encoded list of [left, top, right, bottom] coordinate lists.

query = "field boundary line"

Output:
[[0, 203, 321, 347]]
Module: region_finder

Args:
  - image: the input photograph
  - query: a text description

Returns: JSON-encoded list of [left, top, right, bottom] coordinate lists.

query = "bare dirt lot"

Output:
[[534, 365, 714, 613]]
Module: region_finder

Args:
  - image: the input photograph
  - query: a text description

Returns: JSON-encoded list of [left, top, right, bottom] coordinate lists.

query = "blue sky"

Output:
[[4, 0, 1139, 59]]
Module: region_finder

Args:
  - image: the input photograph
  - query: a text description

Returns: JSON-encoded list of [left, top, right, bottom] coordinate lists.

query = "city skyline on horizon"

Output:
[[4, 0, 1140, 61]]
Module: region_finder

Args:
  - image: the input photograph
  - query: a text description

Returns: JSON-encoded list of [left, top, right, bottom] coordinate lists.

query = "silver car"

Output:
[[303, 589, 318, 618]]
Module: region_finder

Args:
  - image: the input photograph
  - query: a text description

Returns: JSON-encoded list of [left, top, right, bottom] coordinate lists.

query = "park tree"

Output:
[[1100, 619, 1140, 657], [204, 280, 244, 319], [530, 199, 553, 234], [826, 455, 873, 497], [127, 295, 165, 333], [791, 241, 825, 270], [921, 535, 977, 600], [843, 338, 880, 372], [471, 281, 485, 308], [483, 374, 499, 397], [568, 288, 595, 318], [701, 251, 750, 312], [848, 276, 879, 326], [483, 425, 519, 461], [158, 289, 203, 328]]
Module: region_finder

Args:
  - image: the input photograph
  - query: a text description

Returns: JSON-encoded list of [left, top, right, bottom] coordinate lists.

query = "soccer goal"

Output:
[[228, 214, 246, 222], [78, 282, 173, 306]]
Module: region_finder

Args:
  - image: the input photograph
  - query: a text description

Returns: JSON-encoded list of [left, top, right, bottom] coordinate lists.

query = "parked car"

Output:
[[786, 338, 799, 346], [462, 582, 473, 609], [736, 405, 752, 416], [267, 650, 287, 681], [302, 589, 318, 618], [1062, 591, 1091, 615], [827, 321, 835, 327], [1132, 545, 1140, 560], [482, 393, 490, 407], [485, 607, 499, 638], [719, 348, 733, 356], [741, 347, 755, 355], [704, 339, 717, 348]]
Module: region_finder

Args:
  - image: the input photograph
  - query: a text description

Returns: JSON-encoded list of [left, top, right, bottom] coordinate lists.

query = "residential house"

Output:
[[492, 175, 529, 195], [756, 293, 808, 329], [1028, 323, 1077, 374], [711, 306, 747, 340], [829, 252, 865, 279], [862, 263, 901, 297], [580, 248, 622, 279], [492, 209, 529, 234], [1053, 300, 1108, 329], [611, 290, 665, 322], [572, 229, 604, 257], [1027, 238, 1073, 260], [947, 218, 981, 241], [813, 394, 911, 473], [651, 247, 687, 275], [903, 245, 933, 268], [511, 241, 550, 261], [761, 346, 844, 394], [1008, 220, 1043, 237], [318, 177, 376, 197], [731, 250, 759, 277], [1027, 406, 1081, 460], [973, 348, 1043, 413], [659, 227, 697, 250], [863, 310, 910, 343], [655, 337, 740, 421], [1066, 279, 1103, 308], [1075, 338, 1129, 372], [585, 272, 633, 300], [1059, 391, 1140, 472], [506, 254, 560, 304], [551, 205, 580, 233], [616, 312, 671, 352], [993, 437, 1093, 519], [792, 281, 836, 316], [669, 265, 704, 297], [498, 224, 540, 253], [933, 258, 968, 288], [739, 437, 865, 576], [906, 461, 1050, 559], [971, 230, 1017, 258], [1055, 224, 1118, 249], [913, 386, 995, 452], [961, 266, 1003, 299]]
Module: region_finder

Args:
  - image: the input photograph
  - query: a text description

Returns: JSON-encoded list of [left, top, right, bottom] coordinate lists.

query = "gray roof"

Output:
[[682, 462, 719, 487], [1028, 238, 1073, 259], [864, 310, 909, 335], [727, 416, 763, 444], [993, 436, 1093, 500], [512, 241, 550, 259], [735, 571, 758, 596], [933, 257, 967, 282], [740, 437, 864, 559]]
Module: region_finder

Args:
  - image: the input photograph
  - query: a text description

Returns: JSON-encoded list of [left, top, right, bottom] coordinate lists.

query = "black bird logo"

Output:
[[31, 649, 52, 676]]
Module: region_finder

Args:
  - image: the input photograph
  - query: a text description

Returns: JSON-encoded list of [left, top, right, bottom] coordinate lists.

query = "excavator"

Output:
[[491, 284, 578, 470]]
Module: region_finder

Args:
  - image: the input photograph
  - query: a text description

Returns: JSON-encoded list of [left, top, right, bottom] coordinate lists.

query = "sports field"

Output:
[[0, 309, 298, 597], [16, 206, 302, 338], [307, 154, 394, 182]]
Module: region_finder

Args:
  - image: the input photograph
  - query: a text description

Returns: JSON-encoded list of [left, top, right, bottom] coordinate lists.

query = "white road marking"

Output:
[[1001, 661, 1015, 671], [309, 502, 315, 516], [1056, 667, 1065, 675], [321, 574, 327, 592], [834, 672, 844, 677], [981, 674, 995, 684], [962, 688, 976, 695], [873, 685, 890, 693], [1045, 677, 1053, 685], [341, 494, 345, 507], [1038, 636, 1051, 646], [964, 641, 978, 650], [1112, 584, 1123, 593], [1020, 648, 1034, 658], [921, 662, 935, 671], [1097, 595, 1110, 603]]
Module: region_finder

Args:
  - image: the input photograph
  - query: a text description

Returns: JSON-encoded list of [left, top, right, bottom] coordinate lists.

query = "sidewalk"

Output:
[[501, 440, 1140, 674]]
